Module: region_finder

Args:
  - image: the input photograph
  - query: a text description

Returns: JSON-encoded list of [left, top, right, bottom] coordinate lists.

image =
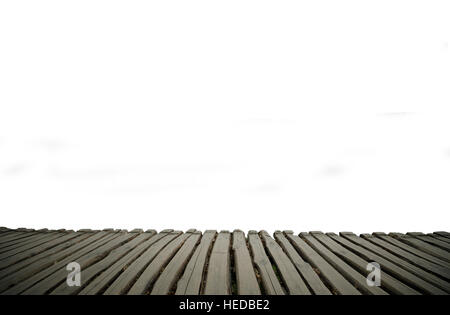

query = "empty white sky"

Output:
[[1, 1, 449, 234]]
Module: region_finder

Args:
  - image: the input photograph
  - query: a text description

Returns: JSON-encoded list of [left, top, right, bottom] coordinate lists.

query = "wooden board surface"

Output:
[[0, 228, 449, 295]]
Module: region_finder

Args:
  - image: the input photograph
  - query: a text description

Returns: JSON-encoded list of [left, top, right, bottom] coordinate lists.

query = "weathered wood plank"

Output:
[[331, 233, 445, 295], [303, 232, 390, 295], [21, 232, 136, 295], [274, 231, 331, 295], [1, 231, 119, 295], [128, 231, 193, 295], [79, 231, 163, 295], [344, 233, 450, 293], [433, 231, 450, 239], [0, 232, 45, 252], [312, 232, 418, 295], [0, 232, 37, 246], [285, 232, 360, 295], [407, 232, 450, 251], [373, 233, 450, 269], [175, 230, 216, 295], [231, 230, 261, 295], [260, 231, 310, 295], [0, 231, 109, 293], [151, 231, 202, 295], [103, 230, 179, 295], [0, 232, 63, 257], [0, 232, 92, 286], [362, 234, 450, 281], [248, 231, 285, 295], [429, 233, 450, 244], [389, 233, 450, 263], [0, 232, 81, 270], [203, 231, 231, 295], [51, 232, 156, 294]]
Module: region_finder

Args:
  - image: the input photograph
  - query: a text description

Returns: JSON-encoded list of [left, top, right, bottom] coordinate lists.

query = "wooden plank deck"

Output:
[[0, 228, 449, 295]]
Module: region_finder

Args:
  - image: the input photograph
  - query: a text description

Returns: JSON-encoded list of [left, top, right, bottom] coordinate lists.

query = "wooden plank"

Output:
[[0, 232, 81, 270], [0, 232, 63, 257], [104, 230, 180, 295], [344, 233, 450, 293], [231, 230, 261, 295], [260, 231, 310, 295], [362, 234, 450, 281], [51, 231, 156, 294], [0, 231, 110, 293], [0, 231, 37, 246], [21, 232, 136, 294], [1, 231, 119, 294], [342, 232, 450, 294], [0, 232, 44, 251], [303, 232, 389, 295], [151, 231, 202, 295], [248, 230, 285, 295], [330, 233, 445, 295], [80, 231, 166, 295], [429, 233, 450, 244], [310, 232, 417, 295], [175, 230, 216, 295], [389, 233, 450, 263], [434, 231, 450, 239], [0, 234, 49, 254], [373, 233, 450, 269], [285, 232, 360, 295], [201, 231, 231, 295], [0, 232, 92, 283], [127, 231, 193, 295], [273, 231, 331, 295], [407, 232, 450, 251]]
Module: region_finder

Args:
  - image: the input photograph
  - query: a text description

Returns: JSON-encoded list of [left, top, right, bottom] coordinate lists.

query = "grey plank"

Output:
[[0, 231, 37, 246], [0, 231, 110, 293], [0, 232, 81, 270], [104, 230, 180, 295], [390, 233, 450, 263], [407, 232, 450, 251], [274, 231, 331, 295], [260, 231, 310, 295], [80, 231, 166, 295], [203, 231, 231, 295], [373, 233, 450, 269], [21, 232, 136, 294], [50, 232, 156, 294], [362, 234, 450, 281], [151, 231, 202, 295], [0, 232, 44, 251], [248, 231, 285, 295], [0, 232, 92, 284], [434, 231, 450, 239], [429, 233, 450, 244], [0, 232, 63, 257], [310, 232, 418, 295], [1, 231, 118, 294], [331, 233, 445, 295], [343, 233, 450, 293], [231, 230, 261, 295], [304, 232, 389, 295], [175, 230, 216, 295], [128, 231, 192, 295], [285, 232, 360, 295]]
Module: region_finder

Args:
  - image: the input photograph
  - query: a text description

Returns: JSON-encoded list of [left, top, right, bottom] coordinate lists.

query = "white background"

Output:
[[1, 1, 449, 234]]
